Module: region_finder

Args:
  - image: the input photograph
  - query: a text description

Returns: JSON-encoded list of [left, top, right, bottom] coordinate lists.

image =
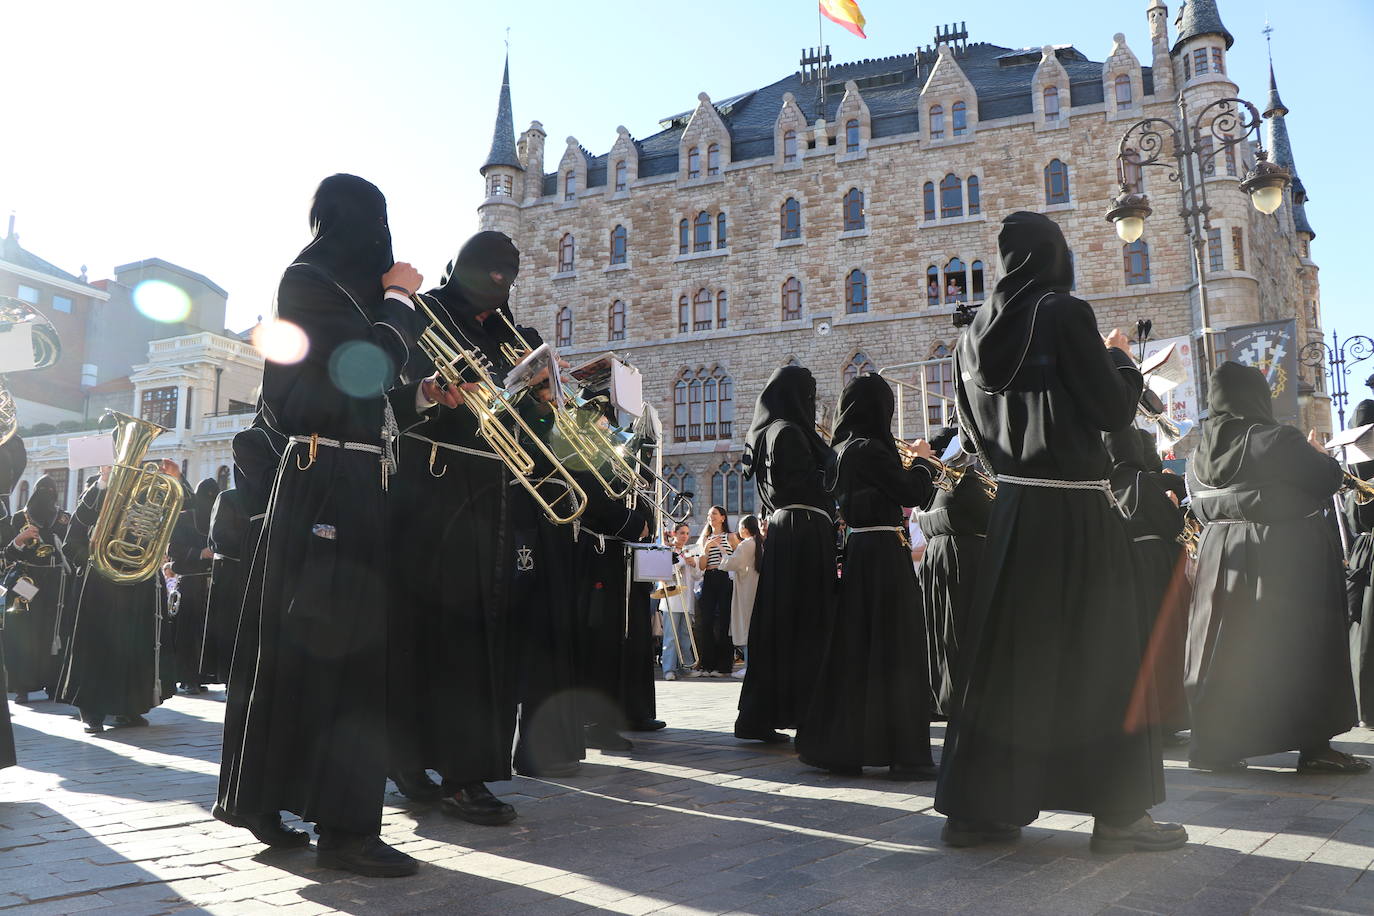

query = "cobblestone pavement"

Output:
[[1, 681, 1373, 915]]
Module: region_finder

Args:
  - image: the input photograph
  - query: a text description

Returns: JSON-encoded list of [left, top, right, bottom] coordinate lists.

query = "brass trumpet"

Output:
[[1341, 471, 1374, 506], [1177, 512, 1203, 559], [898, 441, 998, 500]]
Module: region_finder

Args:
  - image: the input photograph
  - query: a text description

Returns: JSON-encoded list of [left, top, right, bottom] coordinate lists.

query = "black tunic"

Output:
[[203, 489, 248, 684], [1186, 363, 1354, 762], [217, 254, 425, 834], [168, 510, 212, 685], [916, 470, 990, 718], [935, 211, 1162, 825], [799, 411, 937, 769], [0, 509, 71, 694], [1343, 399, 1374, 726], [0, 436, 27, 769]]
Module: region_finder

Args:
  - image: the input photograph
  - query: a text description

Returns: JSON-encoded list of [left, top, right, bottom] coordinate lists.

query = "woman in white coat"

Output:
[[721, 515, 764, 679]]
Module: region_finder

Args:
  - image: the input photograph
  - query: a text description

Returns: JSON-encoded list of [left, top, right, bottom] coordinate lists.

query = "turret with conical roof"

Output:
[[478, 53, 524, 235], [481, 54, 523, 176], [1262, 51, 1314, 240], [1172, 0, 1234, 53]]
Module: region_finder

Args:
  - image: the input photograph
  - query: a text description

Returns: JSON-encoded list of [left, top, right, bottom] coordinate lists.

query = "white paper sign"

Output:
[[1141, 336, 1199, 430], [612, 359, 643, 418], [630, 544, 675, 582], [0, 578, 39, 601], [68, 433, 116, 470]]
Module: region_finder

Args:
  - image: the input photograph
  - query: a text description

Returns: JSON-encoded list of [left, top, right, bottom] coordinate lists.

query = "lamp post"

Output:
[[1105, 95, 1291, 374], [1298, 331, 1374, 431]]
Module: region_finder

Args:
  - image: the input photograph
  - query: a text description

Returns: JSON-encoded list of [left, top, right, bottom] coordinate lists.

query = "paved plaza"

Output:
[[1, 680, 1373, 915]]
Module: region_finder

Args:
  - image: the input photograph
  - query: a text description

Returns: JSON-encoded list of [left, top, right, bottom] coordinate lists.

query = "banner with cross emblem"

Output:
[[1223, 318, 1300, 426]]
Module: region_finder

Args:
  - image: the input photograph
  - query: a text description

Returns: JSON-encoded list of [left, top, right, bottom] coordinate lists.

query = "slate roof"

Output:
[[1, 232, 84, 284], [538, 42, 1154, 196], [482, 55, 523, 175], [1172, 0, 1234, 52]]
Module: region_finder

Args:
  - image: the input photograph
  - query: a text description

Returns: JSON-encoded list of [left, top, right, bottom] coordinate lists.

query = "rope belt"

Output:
[[1189, 485, 1241, 500], [211, 554, 237, 562], [250, 513, 266, 522], [847, 524, 911, 548], [776, 503, 832, 521], [405, 431, 499, 479], [1133, 534, 1166, 543], [996, 474, 1121, 512], [289, 434, 391, 489]]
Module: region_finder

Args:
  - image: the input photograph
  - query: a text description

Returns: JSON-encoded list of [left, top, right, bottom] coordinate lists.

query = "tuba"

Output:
[[89, 411, 184, 584], [0, 296, 63, 446]]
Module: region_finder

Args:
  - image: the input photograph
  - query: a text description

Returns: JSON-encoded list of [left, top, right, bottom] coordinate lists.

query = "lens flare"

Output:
[[251, 319, 309, 365], [132, 280, 192, 323], [329, 340, 392, 398]]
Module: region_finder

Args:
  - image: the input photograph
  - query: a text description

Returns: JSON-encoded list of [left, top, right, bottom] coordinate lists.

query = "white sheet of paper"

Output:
[[1327, 423, 1374, 462], [68, 433, 116, 470], [0, 323, 36, 374], [7, 578, 38, 601], [631, 544, 675, 582], [611, 359, 644, 418]]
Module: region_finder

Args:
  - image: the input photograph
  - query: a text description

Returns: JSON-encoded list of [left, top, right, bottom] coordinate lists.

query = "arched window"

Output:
[[608, 300, 627, 341], [693, 288, 712, 331], [929, 104, 945, 140], [944, 258, 967, 303], [842, 188, 865, 231], [783, 129, 798, 163], [845, 119, 860, 152], [693, 211, 711, 252], [716, 290, 728, 329], [845, 268, 868, 314], [924, 350, 955, 429], [555, 306, 573, 347], [558, 233, 575, 272], [711, 460, 755, 514], [564, 170, 577, 200], [940, 173, 963, 219], [674, 367, 734, 442], [716, 212, 728, 249], [678, 219, 689, 255], [703, 374, 718, 439], [686, 146, 701, 179], [1043, 86, 1060, 121], [1124, 240, 1151, 285], [922, 182, 936, 222], [843, 351, 876, 385], [926, 265, 941, 306], [609, 225, 627, 265], [1114, 73, 1133, 107], [780, 197, 801, 240], [967, 175, 981, 216], [614, 160, 628, 192], [971, 260, 986, 301], [216, 464, 231, 491], [665, 463, 697, 505], [952, 100, 967, 137], [677, 295, 689, 333], [1045, 158, 1070, 205], [706, 143, 721, 176], [781, 277, 802, 321]]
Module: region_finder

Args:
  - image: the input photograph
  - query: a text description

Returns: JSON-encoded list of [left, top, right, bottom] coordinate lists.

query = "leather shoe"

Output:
[[941, 818, 1022, 848], [627, 719, 667, 732], [584, 725, 633, 751], [317, 830, 418, 877], [734, 727, 790, 744], [391, 770, 443, 803], [799, 755, 861, 777], [212, 804, 311, 848], [1090, 815, 1188, 854], [111, 714, 148, 728], [440, 783, 517, 826]]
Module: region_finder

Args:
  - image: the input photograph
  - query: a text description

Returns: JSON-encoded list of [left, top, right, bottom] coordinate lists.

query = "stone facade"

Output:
[[478, 2, 1321, 519]]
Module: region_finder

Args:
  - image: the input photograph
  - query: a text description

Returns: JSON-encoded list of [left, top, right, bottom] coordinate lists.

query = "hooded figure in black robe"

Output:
[[1105, 427, 1189, 737], [797, 374, 938, 778], [734, 365, 837, 743], [216, 174, 431, 875], [0, 434, 27, 771], [202, 484, 247, 685], [1186, 362, 1364, 772], [58, 475, 176, 733], [2, 475, 70, 701], [167, 478, 219, 691], [916, 428, 991, 719], [1345, 399, 1374, 725], [934, 212, 1177, 854], [385, 230, 529, 825]]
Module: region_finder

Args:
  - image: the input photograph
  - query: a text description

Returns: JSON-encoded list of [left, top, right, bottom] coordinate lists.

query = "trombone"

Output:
[[411, 294, 587, 524]]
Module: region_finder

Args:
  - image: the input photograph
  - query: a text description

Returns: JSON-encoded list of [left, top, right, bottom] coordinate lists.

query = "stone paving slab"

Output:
[[1, 682, 1372, 914]]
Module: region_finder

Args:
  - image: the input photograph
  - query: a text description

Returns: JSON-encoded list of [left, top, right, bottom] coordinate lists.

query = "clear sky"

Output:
[[4, 1, 1370, 395]]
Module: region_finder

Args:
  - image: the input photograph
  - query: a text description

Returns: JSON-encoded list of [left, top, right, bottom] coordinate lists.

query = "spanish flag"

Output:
[[820, 0, 867, 38]]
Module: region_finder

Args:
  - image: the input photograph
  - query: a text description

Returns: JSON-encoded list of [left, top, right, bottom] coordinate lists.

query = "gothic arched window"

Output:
[[614, 160, 628, 192], [940, 173, 963, 219], [845, 119, 860, 152], [608, 300, 627, 341], [971, 260, 986, 301], [967, 175, 981, 215], [1115, 73, 1133, 106], [707, 143, 721, 176], [780, 197, 801, 239], [716, 290, 728, 329], [842, 351, 877, 386], [843, 188, 865, 231], [609, 224, 627, 265], [563, 170, 576, 200], [711, 460, 755, 515], [944, 258, 967, 302], [783, 129, 798, 163], [845, 268, 868, 314], [929, 104, 944, 139], [693, 211, 711, 252], [716, 212, 728, 249], [686, 146, 701, 179], [922, 182, 936, 222], [926, 265, 941, 306], [693, 288, 713, 331], [555, 306, 573, 348], [557, 233, 575, 272], [673, 367, 734, 442], [678, 219, 689, 255], [677, 295, 689, 333], [781, 277, 802, 321], [1045, 158, 1070, 204], [952, 100, 967, 136]]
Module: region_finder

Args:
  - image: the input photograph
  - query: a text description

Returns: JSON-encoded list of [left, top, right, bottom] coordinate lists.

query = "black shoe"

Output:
[[799, 755, 861, 777], [212, 804, 311, 848], [1090, 816, 1188, 854], [82, 716, 106, 735], [516, 761, 581, 778], [391, 770, 444, 803], [584, 725, 633, 751], [627, 719, 666, 732], [941, 818, 1022, 848], [439, 783, 517, 826], [317, 831, 418, 877], [111, 714, 149, 728], [887, 764, 939, 781], [734, 726, 790, 744]]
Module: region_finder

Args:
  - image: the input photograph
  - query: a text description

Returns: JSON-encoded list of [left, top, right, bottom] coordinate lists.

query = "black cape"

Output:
[[218, 174, 426, 835], [202, 488, 247, 684], [736, 366, 838, 733], [936, 211, 1163, 824], [1345, 399, 1374, 724], [168, 478, 218, 685], [1186, 362, 1355, 761], [798, 374, 938, 768], [1, 477, 71, 696], [0, 437, 24, 771]]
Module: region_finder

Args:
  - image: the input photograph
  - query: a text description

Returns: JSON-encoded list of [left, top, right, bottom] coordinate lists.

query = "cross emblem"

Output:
[[516, 545, 535, 572]]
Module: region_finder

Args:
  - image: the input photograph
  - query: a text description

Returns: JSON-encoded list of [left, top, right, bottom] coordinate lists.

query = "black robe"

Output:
[[1186, 363, 1354, 762], [203, 489, 248, 684], [0, 645, 12, 769], [916, 470, 990, 719], [168, 511, 212, 686], [798, 377, 938, 769], [57, 482, 175, 718], [217, 248, 425, 833], [736, 366, 837, 734], [1, 435, 27, 768], [1, 508, 71, 695], [935, 211, 1162, 825], [1342, 400, 1374, 726]]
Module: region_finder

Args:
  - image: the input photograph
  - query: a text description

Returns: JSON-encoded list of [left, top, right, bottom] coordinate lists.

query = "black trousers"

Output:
[[694, 570, 735, 674]]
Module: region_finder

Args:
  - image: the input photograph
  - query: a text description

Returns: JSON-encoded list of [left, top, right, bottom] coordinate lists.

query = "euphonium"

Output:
[[898, 441, 998, 500], [0, 296, 63, 447], [89, 411, 184, 584], [1341, 471, 1374, 507]]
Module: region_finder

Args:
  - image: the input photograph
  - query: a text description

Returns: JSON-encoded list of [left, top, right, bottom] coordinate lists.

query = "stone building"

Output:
[[476, 0, 1322, 518]]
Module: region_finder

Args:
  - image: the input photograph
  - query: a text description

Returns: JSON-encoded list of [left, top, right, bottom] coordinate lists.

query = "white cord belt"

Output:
[[404, 432, 499, 461], [288, 434, 382, 454], [847, 524, 911, 547], [1132, 534, 1166, 543], [776, 503, 832, 520], [288, 433, 390, 489], [211, 554, 237, 562], [996, 474, 1119, 511]]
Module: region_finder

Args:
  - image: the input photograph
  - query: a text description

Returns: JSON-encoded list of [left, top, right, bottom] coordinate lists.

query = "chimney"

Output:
[[6, 212, 14, 239]]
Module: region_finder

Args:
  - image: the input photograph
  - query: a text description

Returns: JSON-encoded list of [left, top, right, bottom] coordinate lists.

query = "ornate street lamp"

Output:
[[1299, 331, 1374, 431], [1105, 96, 1291, 371]]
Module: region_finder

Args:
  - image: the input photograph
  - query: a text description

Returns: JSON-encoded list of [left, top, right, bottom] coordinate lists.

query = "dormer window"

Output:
[[1114, 74, 1132, 107], [929, 105, 945, 140], [1043, 86, 1060, 121], [707, 143, 721, 176], [952, 101, 967, 137], [564, 170, 576, 201], [783, 130, 798, 163], [614, 160, 627, 192], [845, 119, 860, 152], [687, 146, 701, 179]]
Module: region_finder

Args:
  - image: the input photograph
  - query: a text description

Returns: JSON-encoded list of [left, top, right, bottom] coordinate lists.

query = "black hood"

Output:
[[193, 477, 220, 534], [0, 435, 27, 497], [743, 365, 829, 481], [958, 211, 1074, 394], [295, 174, 394, 308], [1349, 398, 1374, 481], [827, 374, 898, 492], [434, 231, 520, 317], [1193, 361, 1277, 486], [25, 475, 59, 528]]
